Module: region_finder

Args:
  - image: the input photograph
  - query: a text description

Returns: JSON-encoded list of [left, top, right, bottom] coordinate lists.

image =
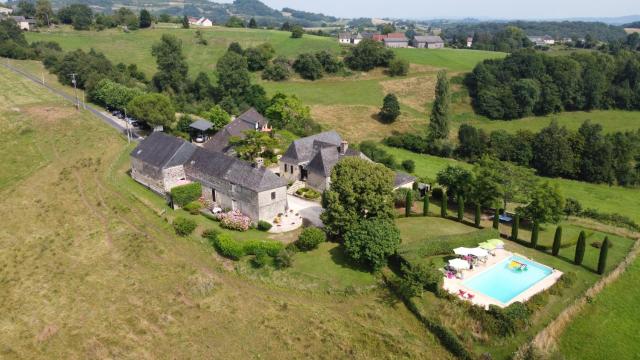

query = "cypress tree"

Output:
[[441, 191, 448, 218], [405, 191, 413, 217], [493, 208, 500, 229], [597, 237, 610, 275], [511, 214, 519, 241], [531, 222, 539, 249], [182, 15, 189, 29], [429, 70, 450, 139], [575, 231, 586, 265], [552, 226, 562, 256], [423, 195, 429, 216], [457, 194, 464, 222], [474, 204, 481, 227]]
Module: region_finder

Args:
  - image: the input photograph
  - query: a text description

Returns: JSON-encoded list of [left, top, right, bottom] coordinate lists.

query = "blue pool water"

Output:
[[463, 256, 553, 304]]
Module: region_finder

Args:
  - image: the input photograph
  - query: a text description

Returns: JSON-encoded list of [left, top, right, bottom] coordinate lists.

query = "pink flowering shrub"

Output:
[[217, 210, 251, 231]]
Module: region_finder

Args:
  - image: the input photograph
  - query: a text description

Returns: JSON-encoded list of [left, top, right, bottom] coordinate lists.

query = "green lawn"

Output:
[[393, 48, 506, 72], [27, 25, 340, 77], [558, 256, 640, 359], [467, 109, 640, 134], [383, 146, 640, 224], [396, 216, 478, 245]]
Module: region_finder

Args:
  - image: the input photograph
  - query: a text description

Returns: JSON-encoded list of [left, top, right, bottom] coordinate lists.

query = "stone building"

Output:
[[412, 35, 444, 49], [131, 132, 287, 223], [204, 107, 272, 154]]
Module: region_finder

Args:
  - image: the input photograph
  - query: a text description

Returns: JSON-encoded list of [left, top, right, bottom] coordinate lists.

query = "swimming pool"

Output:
[[463, 255, 553, 304]]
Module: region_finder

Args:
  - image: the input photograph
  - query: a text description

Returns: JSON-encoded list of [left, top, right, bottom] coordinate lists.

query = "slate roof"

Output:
[[203, 107, 268, 153], [394, 172, 417, 188], [130, 132, 197, 169], [186, 148, 287, 192], [280, 130, 342, 164], [306, 146, 366, 177], [414, 35, 444, 43], [189, 119, 213, 131], [339, 32, 352, 39], [384, 37, 408, 43]]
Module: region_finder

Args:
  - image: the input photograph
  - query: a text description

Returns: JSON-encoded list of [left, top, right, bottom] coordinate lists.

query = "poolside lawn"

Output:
[[396, 216, 478, 245]]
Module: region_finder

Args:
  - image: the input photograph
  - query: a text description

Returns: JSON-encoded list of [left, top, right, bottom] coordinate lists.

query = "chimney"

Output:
[[340, 141, 348, 155]]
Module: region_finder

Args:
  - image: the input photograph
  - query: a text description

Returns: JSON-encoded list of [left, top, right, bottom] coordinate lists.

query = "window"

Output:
[[212, 189, 216, 202], [284, 164, 288, 172], [290, 166, 294, 174], [231, 183, 236, 193], [271, 191, 276, 200]]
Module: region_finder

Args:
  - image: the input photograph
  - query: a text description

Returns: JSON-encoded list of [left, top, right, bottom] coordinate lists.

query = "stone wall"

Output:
[[162, 165, 187, 191], [258, 186, 288, 222], [279, 161, 301, 183], [307, 171, 330, 192], [131, 158, 165, 195]]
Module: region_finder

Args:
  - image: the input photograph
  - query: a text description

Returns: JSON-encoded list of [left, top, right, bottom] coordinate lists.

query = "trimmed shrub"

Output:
[[201, 228, 219, 246], [251, 249, 268, 268], [531, 222, 539, 248], [183, 201, 202, 215], [575, 231, 586, 265], [214, 234, 245, 260], [244, 239, 284, 257], [441, 192, 448, 218], [173, 216, 197, 236], [493, 209, 500, 229], [401, 159, 415, 173], [431, 187, 443, 200], [597, 237, 610, 275], [296, 227, 326, 251], [274, 249, 294, 269], [552, 226, 562, 256], [457, 195, 464, 222], [474, 204, 481, 227], [171, 183, 202, 207], [257, 220, 272, 231], [511, 213, 519, 241], [405, 191, 413, 217], [387, 58, 409, 77], [423, 195, 429, 216]]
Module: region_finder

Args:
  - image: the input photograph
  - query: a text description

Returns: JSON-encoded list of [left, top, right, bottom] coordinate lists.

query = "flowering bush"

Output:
[[217, 210, 251, 231]]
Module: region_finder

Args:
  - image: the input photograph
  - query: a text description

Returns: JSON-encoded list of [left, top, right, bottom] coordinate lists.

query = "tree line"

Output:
[[466, 49, 640, 120]]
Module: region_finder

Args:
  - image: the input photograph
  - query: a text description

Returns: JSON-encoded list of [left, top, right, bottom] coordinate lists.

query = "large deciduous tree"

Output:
[[216, 50, 251, 98], [321, 157, 395, 238], [151, 34, 189, 94], [519, 182, 564, 224], [344, 39, 394, 71], [127, 93, 175, 127], [343, 219, 400, 272], [378, 93, 400, 123]]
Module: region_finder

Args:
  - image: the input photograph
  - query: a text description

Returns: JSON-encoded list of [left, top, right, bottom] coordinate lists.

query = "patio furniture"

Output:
[[448, 258, 471, 270]]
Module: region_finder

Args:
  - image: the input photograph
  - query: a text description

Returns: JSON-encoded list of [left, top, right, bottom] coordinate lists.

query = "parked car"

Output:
[[195, 134, 205, 143]]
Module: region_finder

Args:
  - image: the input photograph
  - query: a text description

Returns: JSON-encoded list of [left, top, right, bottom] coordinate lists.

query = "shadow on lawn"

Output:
[[328, 243, 373, 273]]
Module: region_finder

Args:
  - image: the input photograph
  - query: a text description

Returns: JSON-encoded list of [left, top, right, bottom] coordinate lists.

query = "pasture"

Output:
[[0, 65, 455, 359]]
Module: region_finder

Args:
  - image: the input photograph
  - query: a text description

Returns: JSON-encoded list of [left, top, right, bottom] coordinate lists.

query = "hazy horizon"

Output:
[[252, 0, 639, 21]]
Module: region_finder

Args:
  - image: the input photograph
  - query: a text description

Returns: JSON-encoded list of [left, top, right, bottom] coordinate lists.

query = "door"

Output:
[[212, 189, 216, 202], [300, 166, 308, 181], [232, 200, 237, 211]]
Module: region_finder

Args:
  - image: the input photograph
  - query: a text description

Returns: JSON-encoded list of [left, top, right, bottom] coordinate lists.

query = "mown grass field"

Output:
[[0, 65, 458, 359], [558, 257, 640, 359]]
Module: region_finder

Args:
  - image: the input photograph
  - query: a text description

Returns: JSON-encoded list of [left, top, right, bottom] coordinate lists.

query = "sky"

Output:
[[255, 0, 639, 20]]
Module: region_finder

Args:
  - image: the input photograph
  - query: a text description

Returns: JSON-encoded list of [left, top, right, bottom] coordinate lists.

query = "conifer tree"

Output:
[[429, 70, 450, 139]]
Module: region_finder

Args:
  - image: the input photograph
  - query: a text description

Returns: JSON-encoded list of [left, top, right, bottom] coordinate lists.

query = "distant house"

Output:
[[131, 132, 287, 223], [9, 16, 35, 31], [279, 131, 415, 192], [0, 6, 13, 15], [412, 35, 444, 49], [203, 108, 272, 154], [189, 17, 213, 27], [383, 36, 409, 48], [528, 35, 555, 46], [338, 32, 363, 45], [467, 36, 473, 48]]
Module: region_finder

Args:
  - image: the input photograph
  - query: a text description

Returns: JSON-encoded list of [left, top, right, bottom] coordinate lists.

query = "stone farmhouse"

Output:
[[131, 132, 287, 223], [338, 32, 363, 45], [279, 131, 416, 191], [204, 107, 271, 154], [412, 35, 444, 49]]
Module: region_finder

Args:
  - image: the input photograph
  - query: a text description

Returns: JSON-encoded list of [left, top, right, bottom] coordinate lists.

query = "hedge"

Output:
[[171, 183, 202, 207], [209, 232, 284, 259], [296, 227, 326, 251], [173, 216, 197, 236]]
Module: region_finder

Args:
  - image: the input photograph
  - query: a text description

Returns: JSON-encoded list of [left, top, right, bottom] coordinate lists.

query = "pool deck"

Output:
[[442, 249, 563, 309]]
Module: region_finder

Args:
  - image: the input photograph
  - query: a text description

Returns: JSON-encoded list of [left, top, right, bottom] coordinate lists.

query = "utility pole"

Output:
[[124, 107, 131, 143], [69, 73, 79, 109]]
